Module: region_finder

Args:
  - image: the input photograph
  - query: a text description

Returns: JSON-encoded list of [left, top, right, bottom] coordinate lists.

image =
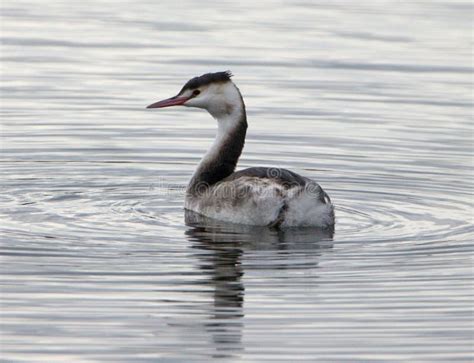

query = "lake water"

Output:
[[1, 0, 473, 362]]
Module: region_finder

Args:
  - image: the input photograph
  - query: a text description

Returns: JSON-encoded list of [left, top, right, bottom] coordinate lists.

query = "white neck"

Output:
[[188, 86, 247, 192], [202, 107, 244, 163]]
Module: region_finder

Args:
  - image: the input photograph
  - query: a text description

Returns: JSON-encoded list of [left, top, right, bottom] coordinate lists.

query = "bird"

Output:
[[147, 71, 334, 229]]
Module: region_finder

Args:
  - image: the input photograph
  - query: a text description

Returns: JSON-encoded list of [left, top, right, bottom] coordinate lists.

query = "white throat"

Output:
[[199, 110, 243, 173], [198, 83, 246, 167], [188, 82, 248, 189]]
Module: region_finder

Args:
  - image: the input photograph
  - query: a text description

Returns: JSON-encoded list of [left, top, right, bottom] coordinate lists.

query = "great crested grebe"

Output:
[[147, 71, 334, 229]]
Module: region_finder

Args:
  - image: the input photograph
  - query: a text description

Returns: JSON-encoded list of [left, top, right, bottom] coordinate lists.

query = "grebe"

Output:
[[147, 71, 334, 229]]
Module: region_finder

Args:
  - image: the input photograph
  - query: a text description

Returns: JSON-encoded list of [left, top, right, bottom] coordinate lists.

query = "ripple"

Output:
[[1, 0, 472, 361]]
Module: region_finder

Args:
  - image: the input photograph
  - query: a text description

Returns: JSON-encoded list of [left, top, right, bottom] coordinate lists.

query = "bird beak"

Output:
[[146, 95, 189, 109]]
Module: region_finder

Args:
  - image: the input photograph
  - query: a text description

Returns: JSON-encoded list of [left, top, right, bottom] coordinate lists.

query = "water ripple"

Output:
[[1, 0, 472, 361]]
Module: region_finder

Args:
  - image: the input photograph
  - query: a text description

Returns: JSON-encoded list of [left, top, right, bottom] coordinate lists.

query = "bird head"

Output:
[[147, 71, 243, 118]]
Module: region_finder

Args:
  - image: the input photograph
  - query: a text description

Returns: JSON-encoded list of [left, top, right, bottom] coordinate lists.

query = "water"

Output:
[[1, 0, 473, 361]]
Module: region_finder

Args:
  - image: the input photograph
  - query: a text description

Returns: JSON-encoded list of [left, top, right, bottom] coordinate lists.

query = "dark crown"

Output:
[[179, 71, 233, 94]]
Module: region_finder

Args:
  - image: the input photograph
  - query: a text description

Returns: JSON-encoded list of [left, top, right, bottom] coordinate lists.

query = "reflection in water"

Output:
[[185, 210, 334, 358], [187, 230, 244, 358], [2, 0, 472, 360], [185, 210, 335, 245]]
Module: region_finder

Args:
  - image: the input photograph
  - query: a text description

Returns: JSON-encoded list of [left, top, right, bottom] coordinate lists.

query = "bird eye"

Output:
[[192, 89, 201, 96]]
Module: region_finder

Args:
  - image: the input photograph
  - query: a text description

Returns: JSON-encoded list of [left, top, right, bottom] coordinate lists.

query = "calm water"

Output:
[[1, 0, 473, 361]]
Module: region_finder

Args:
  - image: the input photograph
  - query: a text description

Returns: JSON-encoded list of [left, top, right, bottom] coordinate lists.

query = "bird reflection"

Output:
[[185, 210, 334, 359]]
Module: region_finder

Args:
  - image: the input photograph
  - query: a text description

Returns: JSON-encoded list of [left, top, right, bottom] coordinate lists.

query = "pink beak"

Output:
[[146, 96, 189, 109]]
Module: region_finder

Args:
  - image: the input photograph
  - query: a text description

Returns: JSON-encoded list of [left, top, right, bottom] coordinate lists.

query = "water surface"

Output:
[[1, 0, 473, 361]]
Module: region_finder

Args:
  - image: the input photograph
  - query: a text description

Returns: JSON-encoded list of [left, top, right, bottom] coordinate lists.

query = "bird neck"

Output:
[[188, 98, 247, 193]]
